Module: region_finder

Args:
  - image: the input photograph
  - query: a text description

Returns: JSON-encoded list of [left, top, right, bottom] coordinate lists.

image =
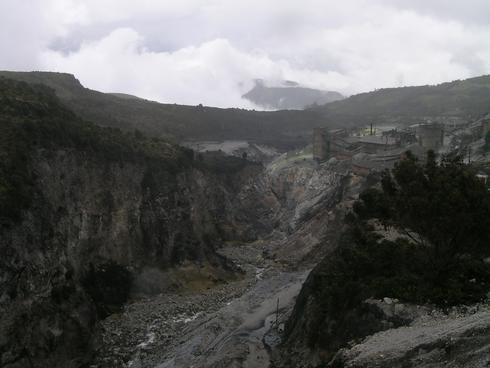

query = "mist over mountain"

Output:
[[1, 68, 490, 368], [3, 2, 490, 367], [242, 79, 344, 110], [0, 71, 327, 150], [3, 71, 490, 146]]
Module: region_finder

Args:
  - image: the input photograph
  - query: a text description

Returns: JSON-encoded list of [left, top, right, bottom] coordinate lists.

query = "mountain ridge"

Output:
[[313, 74, 490, 125], [242, 79, 344, 110], [3, 71, 490, 148], [0, 71, 327, 149]]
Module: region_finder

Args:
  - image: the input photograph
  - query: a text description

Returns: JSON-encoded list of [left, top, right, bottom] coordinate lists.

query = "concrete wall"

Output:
[[313, 128, 329, 161], [416, 123, 444, 151], [483, 119, 490, 137]]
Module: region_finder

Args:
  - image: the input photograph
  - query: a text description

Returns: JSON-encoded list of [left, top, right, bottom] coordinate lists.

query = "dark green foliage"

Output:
[[0, 77, 192, 224], [81, 261, 133, 318], [356, 152, 490, 258], [306, 152, 490, 348]]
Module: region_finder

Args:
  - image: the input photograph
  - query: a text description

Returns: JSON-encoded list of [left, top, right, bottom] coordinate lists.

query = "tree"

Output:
[[355, 151, 490, 259], [288, 151, 490, 356]]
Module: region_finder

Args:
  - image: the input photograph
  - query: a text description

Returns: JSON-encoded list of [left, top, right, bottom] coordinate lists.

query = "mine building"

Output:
[[354, 135, 399, 154], [313, 128, 329, 161], [313, 128, 349, 161], [416, 123, 444, 151], [482, 116, 490, 137], [383, 129, 417, 146]]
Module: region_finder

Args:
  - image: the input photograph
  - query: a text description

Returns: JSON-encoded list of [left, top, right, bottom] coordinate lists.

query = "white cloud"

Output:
[[41, 28, 347, 107], [2, 0, 490, 107]]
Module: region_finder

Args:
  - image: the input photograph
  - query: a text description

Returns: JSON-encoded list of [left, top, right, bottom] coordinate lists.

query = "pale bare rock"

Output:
[[333, 304, 490, 368]]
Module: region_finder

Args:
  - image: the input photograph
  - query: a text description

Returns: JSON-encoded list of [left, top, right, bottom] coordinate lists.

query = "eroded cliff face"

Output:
[[0, 78, 359, 368], [86, 153, 355, 368], [0, 146, 268, 368], [245, 153, 363, 270]]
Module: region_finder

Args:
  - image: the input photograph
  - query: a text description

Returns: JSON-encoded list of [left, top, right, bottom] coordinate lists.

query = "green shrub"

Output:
[[307, 151, 490, 348]]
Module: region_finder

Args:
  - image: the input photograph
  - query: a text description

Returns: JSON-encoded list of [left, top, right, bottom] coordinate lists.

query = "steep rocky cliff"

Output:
[[273, 152, 490, 368], [255, 153, 355, 266], [85, 150, 355, 367], [0, 78, 271, 367]]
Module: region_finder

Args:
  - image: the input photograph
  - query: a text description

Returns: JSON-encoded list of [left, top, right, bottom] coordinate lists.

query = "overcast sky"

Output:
[[1, 0, 490, 108]]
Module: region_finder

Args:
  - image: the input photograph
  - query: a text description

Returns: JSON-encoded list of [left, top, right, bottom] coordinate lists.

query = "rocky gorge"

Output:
[[89, 151, 353, 368], [2, 75, 490, 368], [0, 77, 353, 367]]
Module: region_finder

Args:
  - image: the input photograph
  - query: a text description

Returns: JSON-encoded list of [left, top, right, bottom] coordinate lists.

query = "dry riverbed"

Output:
[[91, 241, 309, 368]]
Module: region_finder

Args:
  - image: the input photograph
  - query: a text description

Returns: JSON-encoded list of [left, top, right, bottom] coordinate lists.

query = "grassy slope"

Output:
[[314, 75, 490, 125]]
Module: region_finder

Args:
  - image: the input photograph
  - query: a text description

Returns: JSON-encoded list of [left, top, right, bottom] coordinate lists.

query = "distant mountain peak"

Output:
[[243, 79, 344, 110]]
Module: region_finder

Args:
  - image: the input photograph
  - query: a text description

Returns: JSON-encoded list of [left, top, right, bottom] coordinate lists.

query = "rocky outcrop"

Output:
[[274, 294, 442, 368], [0, 107, 351, 368], [281, 297, 490, 368], [259, 157, 353, 266], [0, 78, 361, 368], [271, 158, 490, 368], [0, 145, 267, 367], [331, 303, 490, 368]]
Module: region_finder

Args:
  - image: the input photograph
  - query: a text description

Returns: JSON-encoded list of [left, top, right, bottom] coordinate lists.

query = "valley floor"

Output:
[[91, 152, 351, 368], [92, 241, 309, 368]]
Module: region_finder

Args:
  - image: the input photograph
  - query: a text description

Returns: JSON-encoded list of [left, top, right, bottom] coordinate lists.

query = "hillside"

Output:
[[276, 153, 490, 367], [314, 74, 490, 125], [0, 76, 358, 368], [0, 77, 273, 367], [3, 72, 490, 148], [0, 71, 329, 149], [242, 80, 344, 110]]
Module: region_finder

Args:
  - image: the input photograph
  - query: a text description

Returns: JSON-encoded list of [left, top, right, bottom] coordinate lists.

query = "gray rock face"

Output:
[[0, 148, 267, 367], [87, 154, 353, 368], [0, 125, 356, 368], [259, 157, 352, 266], [276, 293, 490, 368], [275, 294, 418, 368]]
